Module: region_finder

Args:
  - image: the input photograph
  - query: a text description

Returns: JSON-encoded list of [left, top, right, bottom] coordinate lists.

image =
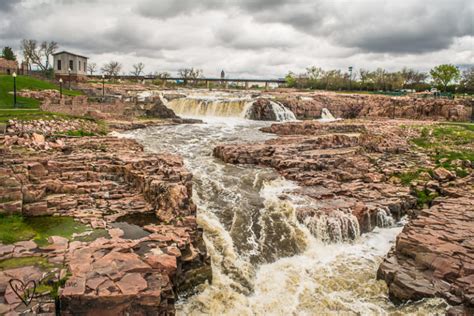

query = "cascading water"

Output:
[[321, 108, 337, 121], [164, 93, 296, 121], [119, 101, 447, 315], [167, 97, 253, 118], [267, 100, 297, 121]]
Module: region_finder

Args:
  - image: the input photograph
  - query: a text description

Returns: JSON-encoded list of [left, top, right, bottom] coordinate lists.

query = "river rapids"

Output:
[[120, 94, 447, 315]]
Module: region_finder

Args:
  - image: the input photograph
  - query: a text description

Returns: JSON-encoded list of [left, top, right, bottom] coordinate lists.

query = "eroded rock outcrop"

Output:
[[277, 93, 472, 121], [214, 120, 430, 240], [377, 176, 474, 310], [0, 136, 210, 315]]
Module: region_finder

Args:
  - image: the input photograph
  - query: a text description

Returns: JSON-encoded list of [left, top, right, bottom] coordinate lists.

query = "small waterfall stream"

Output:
[[119, 93, 447, 315]]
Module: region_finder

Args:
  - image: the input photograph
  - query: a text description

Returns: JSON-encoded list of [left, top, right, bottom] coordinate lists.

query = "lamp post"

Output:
[[12, 72, 17, 108], [102, 74, 105, 100], [68, 68, 72, 90], [59, 78, 63, 99], [348, 66, 353, 91]]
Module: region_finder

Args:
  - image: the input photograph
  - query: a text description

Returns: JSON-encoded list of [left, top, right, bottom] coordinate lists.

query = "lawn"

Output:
[[0, 74, 82, 109]]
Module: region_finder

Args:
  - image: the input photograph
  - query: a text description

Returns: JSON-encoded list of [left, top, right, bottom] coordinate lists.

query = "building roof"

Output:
[[52, 51, 89, 59]]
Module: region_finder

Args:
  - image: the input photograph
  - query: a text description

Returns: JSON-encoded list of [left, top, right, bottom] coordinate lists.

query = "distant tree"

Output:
[[285, 72, 297, 88], [459, 67, 474, 94], [373, 68, 387, 90], [178, 68, 203, 84], [155, 71, 171, 79], [101, 61, 122, 78], [305, 66, 324, 80], [20, 39, 58, 72], [131, 62, 145, 77], [2, 47, 16, 61], [430, 64, 461, 92], [87, 62, 97, 76], [359, 69, 374, 90]]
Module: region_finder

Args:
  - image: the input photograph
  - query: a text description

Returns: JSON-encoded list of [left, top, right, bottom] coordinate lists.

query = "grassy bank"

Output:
[[396, 122, 474, 206], [0, 75, 82, 109]]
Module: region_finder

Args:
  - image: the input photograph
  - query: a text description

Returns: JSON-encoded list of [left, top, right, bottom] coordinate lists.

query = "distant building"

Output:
[[53, 51, 88, 81], [0, 57, 18, 75], [221, 70, 225, 79]]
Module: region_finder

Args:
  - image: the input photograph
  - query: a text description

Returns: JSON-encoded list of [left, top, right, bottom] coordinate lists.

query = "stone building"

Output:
[[0, 57, 18, 75], [53, 51, 88, 81]]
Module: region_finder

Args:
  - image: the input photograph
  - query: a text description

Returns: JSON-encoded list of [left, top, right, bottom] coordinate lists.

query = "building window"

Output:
[[79, 61, 81, 71], [84, 61, 87, 72], [57, 60, 62, 71], [69, 60, 73, 71]]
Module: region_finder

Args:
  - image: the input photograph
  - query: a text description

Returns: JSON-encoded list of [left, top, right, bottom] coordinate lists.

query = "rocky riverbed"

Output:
[[214, 119, 473, 313], [1, 87, 473, 315]]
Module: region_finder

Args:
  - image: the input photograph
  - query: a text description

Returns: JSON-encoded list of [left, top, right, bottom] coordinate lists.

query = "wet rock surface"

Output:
[[0, 135, 210, 315]]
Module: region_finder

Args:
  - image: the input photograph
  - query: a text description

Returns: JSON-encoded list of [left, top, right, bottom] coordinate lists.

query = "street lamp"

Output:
[[12, 72, 17, 108], [68, 68, 72, 90], [101, 74, 105, 100], [59, 78, 63, 99]]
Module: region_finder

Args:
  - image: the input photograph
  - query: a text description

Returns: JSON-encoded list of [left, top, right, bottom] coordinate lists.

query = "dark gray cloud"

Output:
[[0, 0, 22, 12], [0, 0, 472, 77]]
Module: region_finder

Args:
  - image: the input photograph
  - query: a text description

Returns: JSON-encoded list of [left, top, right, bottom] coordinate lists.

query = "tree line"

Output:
[[285, 65, 473, 93]]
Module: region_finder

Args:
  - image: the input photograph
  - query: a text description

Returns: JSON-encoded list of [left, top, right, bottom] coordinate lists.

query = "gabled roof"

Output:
[[52, 51, 89, 59]]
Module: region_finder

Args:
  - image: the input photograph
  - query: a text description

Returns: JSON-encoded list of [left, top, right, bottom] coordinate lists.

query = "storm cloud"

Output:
[[0, 0, 472, 77]]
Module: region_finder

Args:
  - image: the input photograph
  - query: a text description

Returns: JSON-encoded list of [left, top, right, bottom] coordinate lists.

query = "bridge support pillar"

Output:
[[206, 80, 210, 90], [265, 82, 268, 90], [225, 81, 229, 89], [245, 82, 249, 90]]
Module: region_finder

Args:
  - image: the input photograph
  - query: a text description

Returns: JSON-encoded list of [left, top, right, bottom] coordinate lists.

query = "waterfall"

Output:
[[303, 211, 360, 243], [164, 94, 297, 122], [376, 208, 395, 228], [321, 108, 337, 121], [267, 101, 297, 121], [166, 97, 252, 118]]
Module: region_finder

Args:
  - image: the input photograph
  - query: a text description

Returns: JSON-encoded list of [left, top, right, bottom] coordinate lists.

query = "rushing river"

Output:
[[120, 95, 447, 315]]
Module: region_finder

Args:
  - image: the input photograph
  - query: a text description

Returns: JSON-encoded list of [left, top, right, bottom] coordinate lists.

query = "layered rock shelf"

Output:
[[378, 184, 474, 309], [215, 120, 430, 240], [0, 136, 210, 314], [274, 92, 472, 121]]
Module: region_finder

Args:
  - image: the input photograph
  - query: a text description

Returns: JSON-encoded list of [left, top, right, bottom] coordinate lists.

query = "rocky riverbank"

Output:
[[0, 119, 210, 314], [272, 92, 472, 121], [214, 119, 473, 311]]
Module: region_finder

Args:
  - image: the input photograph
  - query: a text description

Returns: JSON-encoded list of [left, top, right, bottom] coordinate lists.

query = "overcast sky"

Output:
[[0, 0, 472, 78]]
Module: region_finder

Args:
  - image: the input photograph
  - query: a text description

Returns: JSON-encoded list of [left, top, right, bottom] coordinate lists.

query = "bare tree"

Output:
[[21, 39, 58, 72], [178, 68, 203, 84], [87, 62, 97, 76], [155, 71, 171, 79], [40, 41, 58, 70], [131, 62, 145, 77], [101, 61, 122, 79]]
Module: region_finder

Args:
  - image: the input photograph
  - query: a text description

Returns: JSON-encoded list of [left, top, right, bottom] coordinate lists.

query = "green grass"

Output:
[[64, 129, 96, 137], [410, 124, 474, 172], [414, 189, 439, 207], [0, 109, 79, 123], [0, 75, 82, 109], [0, 256, 52, 270], [0, 215, 90, 246]]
